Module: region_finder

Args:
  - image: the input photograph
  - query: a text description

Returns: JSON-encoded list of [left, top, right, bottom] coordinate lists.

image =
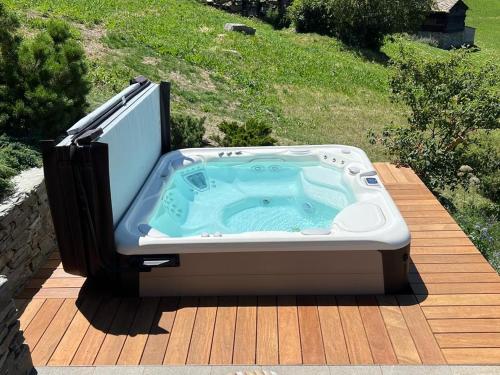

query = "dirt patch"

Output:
[[199, 26, 213, 33], [74, 23, 109, 60], [142, 56, 161, 66], [22, 10, 109, 60], [169, 69, 216, 93]]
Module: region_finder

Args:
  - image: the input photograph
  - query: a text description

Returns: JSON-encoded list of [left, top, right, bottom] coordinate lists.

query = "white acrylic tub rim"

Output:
[[114, 145, 411, 255]]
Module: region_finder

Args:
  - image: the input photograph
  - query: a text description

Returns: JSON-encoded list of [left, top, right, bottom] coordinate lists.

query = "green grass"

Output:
[[5, 0, 498, 161], [2, 0, 499, 268]]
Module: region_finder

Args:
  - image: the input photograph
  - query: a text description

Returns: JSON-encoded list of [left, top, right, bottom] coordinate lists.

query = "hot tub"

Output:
[[115, 145, 411, 296], [43, 78, 410, 296]]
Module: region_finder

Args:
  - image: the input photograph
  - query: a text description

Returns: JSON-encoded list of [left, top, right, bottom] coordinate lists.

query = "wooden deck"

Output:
[[15, 163, 500, 366]]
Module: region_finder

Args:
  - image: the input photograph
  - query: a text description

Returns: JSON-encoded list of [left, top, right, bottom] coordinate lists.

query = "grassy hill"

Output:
[[5, 0, 499, 161]]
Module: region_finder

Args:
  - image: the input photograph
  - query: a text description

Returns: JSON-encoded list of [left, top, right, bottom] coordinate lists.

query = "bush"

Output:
[[263, 8, 291, 30], [0, 135, 41, 199], [441, 187, 499, 271], [170, 113, 206, 150], [460, 131, 500, 202], [211, 118, 276, 147], [370, 49, 500, 192], [0, 5, 90, 139], [289, 0, 432, 49]]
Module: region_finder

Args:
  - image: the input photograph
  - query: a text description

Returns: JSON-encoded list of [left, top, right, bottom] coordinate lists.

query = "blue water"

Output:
[[149, 159, 355, 237]]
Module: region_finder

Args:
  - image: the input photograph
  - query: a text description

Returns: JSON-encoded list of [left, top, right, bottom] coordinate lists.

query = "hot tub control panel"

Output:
[[364, 177, 379, 186]]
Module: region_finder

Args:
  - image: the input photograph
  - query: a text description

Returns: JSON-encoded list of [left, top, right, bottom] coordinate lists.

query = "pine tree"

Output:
[[0, 4, 90, 139]]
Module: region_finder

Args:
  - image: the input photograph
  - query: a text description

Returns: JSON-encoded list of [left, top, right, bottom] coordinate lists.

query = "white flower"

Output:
[[459, 165, 473, 173]]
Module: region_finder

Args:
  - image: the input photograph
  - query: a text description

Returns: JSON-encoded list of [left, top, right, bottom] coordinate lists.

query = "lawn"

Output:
[[5, 0, 498, 161], [2, 0, 499, 269]]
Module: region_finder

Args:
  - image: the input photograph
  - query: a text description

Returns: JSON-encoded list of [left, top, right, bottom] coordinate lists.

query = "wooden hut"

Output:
[[419, 0, 475, 49]]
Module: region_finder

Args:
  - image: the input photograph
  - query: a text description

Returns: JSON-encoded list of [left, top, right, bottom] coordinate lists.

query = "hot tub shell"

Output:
[[42, 78, 411, 297], [115, 146, 411, 296]]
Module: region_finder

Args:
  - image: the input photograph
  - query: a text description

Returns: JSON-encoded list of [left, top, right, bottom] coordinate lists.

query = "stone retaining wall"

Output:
[[0, 168, 57, 296], [0, 167, 55, 374], [0, 276, 33, 374]]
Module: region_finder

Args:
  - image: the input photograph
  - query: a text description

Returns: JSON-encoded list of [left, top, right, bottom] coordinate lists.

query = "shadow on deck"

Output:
[[15, 163, 500, 366]]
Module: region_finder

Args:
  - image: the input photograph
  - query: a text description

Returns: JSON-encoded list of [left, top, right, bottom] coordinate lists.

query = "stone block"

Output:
[[38, 236, 57, 255], [0, 275, 8, 300], [8, 245, 31, 269], [224, 23, 256, 35], [0, 351, 8, 373], [0, 320, 20, 354]]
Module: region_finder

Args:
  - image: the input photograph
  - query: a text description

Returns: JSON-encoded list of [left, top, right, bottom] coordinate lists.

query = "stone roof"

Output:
[[432, 0, 468, 12]]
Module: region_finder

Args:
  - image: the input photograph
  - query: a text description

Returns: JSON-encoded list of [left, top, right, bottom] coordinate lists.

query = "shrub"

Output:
[[369, 49, 500, 192], [460, 131, 500, 202], [0, 135, 41, 200], [170, 113, 206, 150], [211, 118, 276, 147], [0, 5, 90, 139], [441, 187, 499, 271], [288, 0, 432, 49], [263, 7, 291, 30]]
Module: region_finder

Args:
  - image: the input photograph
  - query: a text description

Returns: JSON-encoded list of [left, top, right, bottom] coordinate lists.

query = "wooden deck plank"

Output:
[[399, 167, 423, 184], [16, 163, 500, 367], [277, 295, 302, 365], [337, 296, 373, 364], [411, 231, 468, 238], [232, 296, 257, 365], [417, 294, 500, 306], [26, 278, 86, 289], [48, 296, 102, 366], [209, 296, 237, 365], [386, 164, 410, 183], [164, 296, 197, 365], [374, 163, 397, 184], [93, 298, 140, 365], [357, 296, 397, 364], [140, 297, 178, 365], [396, 295, 445, 364], [399, 205, 448, 212], [35, 268, 82, 279], [256, 296, 279, 365], [411, 263, 495, 274], [31, 298, 79, 365], [410, 272, 499, 284], [412, 282, 500, 295], [24, 299, 64, 350], [17, 298, 45, 331], [186, 296, 217, 365], [117, 298, 160, 365], [429, 319, 500, 333], [411, 239, 474, 247], [317, 296, 349, 365], [377, 296, 421, 364], [408, 224, 461, 231], [297, 296, 326, 364], [443, 348, 500, 364], [436, 333, 500, 348], [17, 287, 82, 299], [405, 217, 457, 225], [422, 306, 500, 319], [393, 199, 438, 206], [71, 297, 120, 365], [410, 247, 479, 255], [411, 254, 484, 263]]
